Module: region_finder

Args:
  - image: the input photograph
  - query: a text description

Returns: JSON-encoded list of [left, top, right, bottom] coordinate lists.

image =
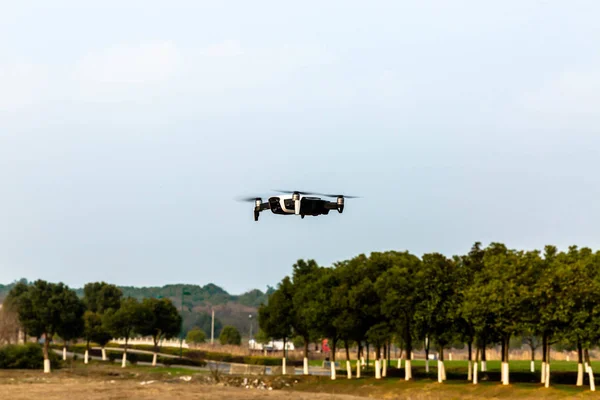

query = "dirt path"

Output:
[[1, 380, 366, 400]]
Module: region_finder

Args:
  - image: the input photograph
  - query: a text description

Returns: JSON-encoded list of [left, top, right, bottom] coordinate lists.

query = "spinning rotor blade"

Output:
[[271, 190, 360, 198], [235, 196, 262, 202]]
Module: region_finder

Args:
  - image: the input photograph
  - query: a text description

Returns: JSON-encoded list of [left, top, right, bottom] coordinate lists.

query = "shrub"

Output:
[[219, 326, 241, 345], [0, 343, 62, 369]]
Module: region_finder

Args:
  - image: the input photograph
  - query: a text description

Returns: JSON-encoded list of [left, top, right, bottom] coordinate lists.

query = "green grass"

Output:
[[291, 361, 599, 399]]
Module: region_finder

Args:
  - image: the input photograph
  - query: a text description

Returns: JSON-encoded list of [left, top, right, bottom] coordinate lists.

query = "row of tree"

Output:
[[5, 281, 182, 372], [258, 242, 600, 390]]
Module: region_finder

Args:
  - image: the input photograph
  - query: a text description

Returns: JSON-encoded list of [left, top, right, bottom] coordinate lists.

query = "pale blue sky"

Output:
[[1, 1, 599, 294]]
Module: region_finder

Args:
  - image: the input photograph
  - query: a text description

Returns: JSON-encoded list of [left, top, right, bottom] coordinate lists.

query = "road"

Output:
[[54, 348, 330, 376]]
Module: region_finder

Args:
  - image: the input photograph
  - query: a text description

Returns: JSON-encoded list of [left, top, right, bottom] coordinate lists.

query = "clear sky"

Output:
[[1, 1, 599, 294]]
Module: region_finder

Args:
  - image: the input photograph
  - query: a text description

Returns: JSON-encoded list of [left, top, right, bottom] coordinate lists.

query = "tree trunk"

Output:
[[577, 341, 584, 386], [382, 343, 387, 377], [345, 341, 352, 379], [122, 337, 128, 368], [438, 346, 445, 383], [375, 346, 381, 379], [585, 348, 591, 373], [425, 336, 430, 373], [304, 340, 309, 375], [282, 337, 287, 375], [43, 333, 51, 373], [153, 338, 159, 366], [473, 346, 480, 385], [366, 343, 370, 373], [102, 347, 107, 361], [467, 341, 473, 381], [481, 337, 487, 372], [502, 335, 510, 385], [405, 321, 412, 381], [530, 343, 535, 373], [541, 333, 547, 384], [85, 339, 90, 365], [545, 341, 550, 388]]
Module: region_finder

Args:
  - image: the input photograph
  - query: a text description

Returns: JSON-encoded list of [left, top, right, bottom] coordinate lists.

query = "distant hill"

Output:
[[0, 279, 275, 338]]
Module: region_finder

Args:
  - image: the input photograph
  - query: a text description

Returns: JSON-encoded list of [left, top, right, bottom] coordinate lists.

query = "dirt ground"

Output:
[[1, 381, 366, 400], [0, 366, 365, 400]]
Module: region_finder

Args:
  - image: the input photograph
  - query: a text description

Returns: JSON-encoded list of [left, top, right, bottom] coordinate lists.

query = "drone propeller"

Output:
[[272, 190, 360, 199], [235, 196, 263, 202]]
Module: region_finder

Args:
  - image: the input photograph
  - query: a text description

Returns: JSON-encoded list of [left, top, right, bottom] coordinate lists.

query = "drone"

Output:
[[236, 190, 359, 221]]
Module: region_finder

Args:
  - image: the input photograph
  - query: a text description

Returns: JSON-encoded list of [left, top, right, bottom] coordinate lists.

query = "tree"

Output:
[[375, 251, 422, 380], [219, 325, 241, 345], [186, 328, 206, 345], [7, 280, 84, 373], [415, 253, 459, 382], [83, 282, 122, 313], [136, 297, 182, 365], [103, 297, 144, 367], [55, 290, 85, 361], [83, 310, 112, 363]]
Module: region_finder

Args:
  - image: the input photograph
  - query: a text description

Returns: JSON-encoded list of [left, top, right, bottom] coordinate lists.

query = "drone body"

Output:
[[238, 190, 358, 221]]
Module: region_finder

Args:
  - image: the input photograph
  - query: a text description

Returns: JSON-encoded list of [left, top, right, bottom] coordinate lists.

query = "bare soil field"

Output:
[[0, 365, 363, 400]]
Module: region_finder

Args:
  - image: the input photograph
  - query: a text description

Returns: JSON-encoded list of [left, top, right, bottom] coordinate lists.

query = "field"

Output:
[[0, 359, 598, 399]]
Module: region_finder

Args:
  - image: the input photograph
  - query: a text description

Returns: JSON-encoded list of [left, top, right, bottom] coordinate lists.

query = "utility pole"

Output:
[[211, 308, 215, 345]]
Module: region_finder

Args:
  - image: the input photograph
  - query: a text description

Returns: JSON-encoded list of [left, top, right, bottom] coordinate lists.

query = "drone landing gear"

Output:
[[254, 210, 260, 221], [301, 214, 305, 219]]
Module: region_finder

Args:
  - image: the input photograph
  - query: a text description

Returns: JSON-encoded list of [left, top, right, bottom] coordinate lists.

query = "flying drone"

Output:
[[236, 190, 359, 221]]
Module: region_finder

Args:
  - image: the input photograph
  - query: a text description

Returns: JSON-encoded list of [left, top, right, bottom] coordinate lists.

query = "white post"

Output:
[[84, 350, 89, 364], [530, 360, 535, 372], [331, 361, 336, 380], [589, 367, 596, 392], [361, 356, 365, 366], [468, 360, 473, 381], [282, 357, 286, 375], [545, 363, 550, 388], [382, 359, 387, 377], [449, 353, 452, 361], [437, 361, 442, 383], [102, 348, 107, 361], [152, 353, 157, 366], [62, 347, 67, 361], [44, 359, 51, 373], [303, 357, 309, 375], [356, 359, 361, 378], [577, 363, 584, 386], [426, 359, 430, 373], [398, 358, 402, 369], [405, 360, 412, 380], [346, 361, 352, 379], [375, 360, 381, 379], [473, 362, 478, 385], [121, 352, 127, 368], [481, 361, 487, 372]]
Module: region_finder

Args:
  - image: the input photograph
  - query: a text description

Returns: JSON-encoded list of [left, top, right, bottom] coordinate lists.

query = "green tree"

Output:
[[219, 325, 241, 345], [82, 310, 111, 362], [83, 282, 123, 313], [415, 253, 459, 381], [103, 297, 145, 367], [55, 290, 85, 361], [136, 297, 182, 365], [375, 251, 422, 380], [186, 327, 206, 344], [7, 280, 83, 373]]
